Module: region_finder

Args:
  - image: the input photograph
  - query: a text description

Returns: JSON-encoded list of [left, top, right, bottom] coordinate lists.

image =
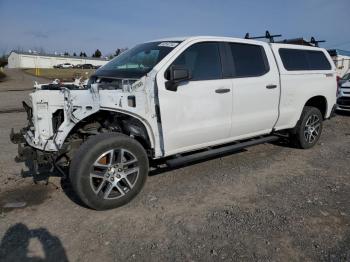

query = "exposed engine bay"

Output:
[[10, 74, 162, 175], [39, 76, 138, 91], [88, 76, 138, 90]]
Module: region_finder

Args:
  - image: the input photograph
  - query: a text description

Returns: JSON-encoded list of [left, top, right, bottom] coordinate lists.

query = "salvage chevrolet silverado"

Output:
[[11, 36, 337, 210]]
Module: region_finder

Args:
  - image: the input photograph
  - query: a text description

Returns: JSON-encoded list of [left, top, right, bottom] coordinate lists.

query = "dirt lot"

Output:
[[0, 68, 95, 113], [0, 69, 47, 113], [0, 73, 349, 261]]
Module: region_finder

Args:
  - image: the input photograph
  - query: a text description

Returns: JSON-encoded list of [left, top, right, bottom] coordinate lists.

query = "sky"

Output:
[[0, 0, 349, 57]]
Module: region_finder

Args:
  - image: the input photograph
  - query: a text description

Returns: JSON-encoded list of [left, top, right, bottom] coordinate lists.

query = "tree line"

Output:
[[2, 47, 128, 62], [62, 48, 126, 58], [62, 50, 100, 57]]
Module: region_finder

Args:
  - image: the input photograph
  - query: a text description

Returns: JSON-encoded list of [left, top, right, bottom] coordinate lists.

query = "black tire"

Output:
[[291, 106, 323, 149], [69, 133, 149, 210]]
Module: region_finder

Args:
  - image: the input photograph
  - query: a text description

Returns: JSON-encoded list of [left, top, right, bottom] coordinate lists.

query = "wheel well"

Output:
[[304, 96, 327, 119], [64, 111, 153, 156]]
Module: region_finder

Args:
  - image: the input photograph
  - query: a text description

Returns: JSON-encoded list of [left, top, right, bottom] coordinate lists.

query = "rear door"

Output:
[[156, 42, 233, 156], [226, 41, 280, 138]]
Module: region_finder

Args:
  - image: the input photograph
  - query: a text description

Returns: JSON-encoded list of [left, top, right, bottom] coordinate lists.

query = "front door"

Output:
[[156, 42, 233, 156]]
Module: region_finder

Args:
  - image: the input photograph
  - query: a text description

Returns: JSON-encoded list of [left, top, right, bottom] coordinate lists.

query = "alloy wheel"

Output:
[[304, 114, 321, 144], [89, 148, 139, 200]]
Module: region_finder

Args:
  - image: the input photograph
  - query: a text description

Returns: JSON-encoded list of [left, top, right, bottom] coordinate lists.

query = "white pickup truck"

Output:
[[11, 36, 337, 210]]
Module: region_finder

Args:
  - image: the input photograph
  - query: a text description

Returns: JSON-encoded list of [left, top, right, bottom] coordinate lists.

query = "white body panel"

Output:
[[25, 76, 162, 156], [230, 41, 280, 138], [271, 44, 337, 130], [157, 78, 233, 155]]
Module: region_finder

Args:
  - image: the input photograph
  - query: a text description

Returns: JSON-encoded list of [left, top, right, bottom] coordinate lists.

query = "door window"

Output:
[[170, 42, 222, 81], [229, 43, 270, 77]]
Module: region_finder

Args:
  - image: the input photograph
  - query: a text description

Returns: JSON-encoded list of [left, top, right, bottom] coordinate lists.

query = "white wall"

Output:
[[8, 52, 21, 68], [8, 52, 109, 69]]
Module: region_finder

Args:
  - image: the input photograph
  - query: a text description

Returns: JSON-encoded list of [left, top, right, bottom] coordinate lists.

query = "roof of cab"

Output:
[[151, 35, 250, 41], [148, 36, 327, 51], [149, 35, 267, 44]]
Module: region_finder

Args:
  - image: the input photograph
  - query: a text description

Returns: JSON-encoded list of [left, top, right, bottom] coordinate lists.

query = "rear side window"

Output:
[[171, 42, 222, 81], [307, 51, 332, 70], [279, 48, 331, 71], [229, 43, 269, 77]]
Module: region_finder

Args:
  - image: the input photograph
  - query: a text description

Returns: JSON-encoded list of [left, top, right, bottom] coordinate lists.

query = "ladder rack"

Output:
[[244, 31, 325, 47], [244, 30, 282, 43]]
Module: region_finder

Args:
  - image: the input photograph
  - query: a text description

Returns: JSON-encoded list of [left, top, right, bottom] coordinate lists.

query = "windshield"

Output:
[[95, 41, 181, 79]]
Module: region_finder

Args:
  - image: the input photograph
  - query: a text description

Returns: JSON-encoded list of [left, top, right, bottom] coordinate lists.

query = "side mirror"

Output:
[[165, 65, 191, 91]]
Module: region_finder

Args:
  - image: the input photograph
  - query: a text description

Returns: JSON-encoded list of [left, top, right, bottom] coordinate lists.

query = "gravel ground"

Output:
[[0, 74, 349, 261], [0, 69, 46, 113], [0, 69, 47, 92]]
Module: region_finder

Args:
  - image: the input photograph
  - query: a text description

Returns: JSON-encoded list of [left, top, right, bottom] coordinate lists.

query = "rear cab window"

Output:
[[279, 48, 331, 71], [228, 43, 270, 78]]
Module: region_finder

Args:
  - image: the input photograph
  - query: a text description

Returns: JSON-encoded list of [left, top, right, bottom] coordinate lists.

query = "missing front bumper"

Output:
[[10, 128, 53, 166], [10, 128, 26, 144], [10, 126, 70, 181]]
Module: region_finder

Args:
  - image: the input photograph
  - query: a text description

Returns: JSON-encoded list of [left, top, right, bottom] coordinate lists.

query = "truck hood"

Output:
[[93, 68, 148, 79]]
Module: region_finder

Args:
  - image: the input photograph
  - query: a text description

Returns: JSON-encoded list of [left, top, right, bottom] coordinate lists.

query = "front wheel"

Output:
[[69, 133, 149, 210], [290, 106, 323, 149]]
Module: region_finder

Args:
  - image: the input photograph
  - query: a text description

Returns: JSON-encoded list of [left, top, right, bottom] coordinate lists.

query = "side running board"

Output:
[[166, 135, 279, 168]]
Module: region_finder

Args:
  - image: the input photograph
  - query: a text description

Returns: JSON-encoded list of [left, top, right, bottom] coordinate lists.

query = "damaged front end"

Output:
[[10, 100, 38, 163], [10, 74, 160, 177], [10, 79, 99, 176], [10, 127, 57, 176]]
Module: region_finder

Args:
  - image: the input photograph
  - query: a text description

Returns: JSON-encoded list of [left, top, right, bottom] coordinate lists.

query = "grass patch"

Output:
[[23, 68, 96, 81]]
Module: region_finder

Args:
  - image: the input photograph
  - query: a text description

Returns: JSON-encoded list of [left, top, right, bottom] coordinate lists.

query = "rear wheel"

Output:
[[70, 133, 149, 210], [291, 106, 323, 149]]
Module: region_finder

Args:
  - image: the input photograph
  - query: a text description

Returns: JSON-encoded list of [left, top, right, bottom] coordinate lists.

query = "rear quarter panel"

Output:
[[271, 44, 337, 130]]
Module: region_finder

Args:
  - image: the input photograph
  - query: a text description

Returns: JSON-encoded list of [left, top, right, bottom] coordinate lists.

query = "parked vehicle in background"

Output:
[[11, 36, 337, 210], [339, 72, 350, 86], [75, 64, 95, 69], [54, 63, 74, 69], [337, 80, 350, 111]]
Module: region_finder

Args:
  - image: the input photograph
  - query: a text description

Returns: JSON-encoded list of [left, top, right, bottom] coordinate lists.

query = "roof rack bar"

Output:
[[277, 36, 326, 47], [244, 31, 282, 43], [310, 37, 325, 47]]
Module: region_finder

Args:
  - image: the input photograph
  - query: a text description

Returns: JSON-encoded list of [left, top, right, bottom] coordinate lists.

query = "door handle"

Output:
[[266, 84, 277, 89], [215, 88, 231, 94]]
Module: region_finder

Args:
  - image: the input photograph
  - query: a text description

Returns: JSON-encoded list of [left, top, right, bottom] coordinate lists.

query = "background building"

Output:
[[327, 49, 350, 77], [8, 51, 109, 69]]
